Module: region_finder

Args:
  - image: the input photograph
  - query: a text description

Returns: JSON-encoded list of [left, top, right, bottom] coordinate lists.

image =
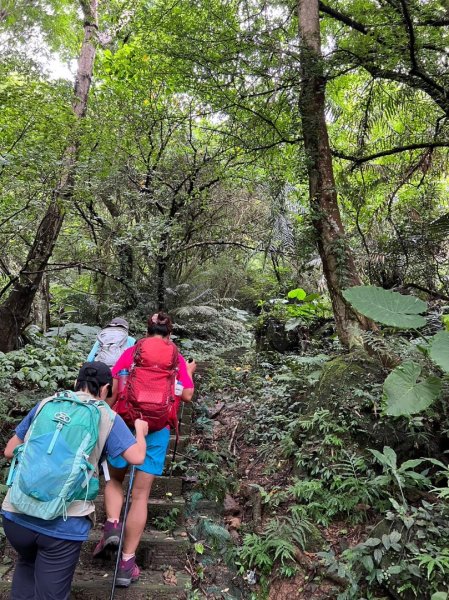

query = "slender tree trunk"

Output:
[[31, 275, 50, 332], [102, 196, 134, 282], [298, 0, 371, 346], [0, 0, 98, 351], [155, 196, 181, 311], [156, 233, 169, 311]]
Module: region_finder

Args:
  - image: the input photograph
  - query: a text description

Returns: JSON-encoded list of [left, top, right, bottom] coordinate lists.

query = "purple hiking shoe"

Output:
[[92, 520, 122, 558], [116, 556, 141, 587]]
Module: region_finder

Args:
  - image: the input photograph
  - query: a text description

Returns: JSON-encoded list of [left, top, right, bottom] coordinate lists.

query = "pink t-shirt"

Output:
[[112, 345, 194, 392]]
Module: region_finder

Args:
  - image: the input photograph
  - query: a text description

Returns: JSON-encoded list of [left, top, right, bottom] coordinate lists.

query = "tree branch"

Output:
[[169, 240, 259, 257], [402, 282, 449, 302], [21, 262, 137, 299], [319, 1, 368, 33], [333, 141, 449, 165]]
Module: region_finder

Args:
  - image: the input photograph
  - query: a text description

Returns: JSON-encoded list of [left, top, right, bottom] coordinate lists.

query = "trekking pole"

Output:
[[169, 402, 184, 477], [109, 465, 135, 600]]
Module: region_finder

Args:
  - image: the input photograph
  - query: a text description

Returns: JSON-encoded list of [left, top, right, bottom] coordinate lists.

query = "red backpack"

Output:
[[117, 337, 179, 432]]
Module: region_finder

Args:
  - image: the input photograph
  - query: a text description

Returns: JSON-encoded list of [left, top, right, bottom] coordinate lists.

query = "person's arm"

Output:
[[186, 359, 197, 378], [87, 341, 100, 362], [181, 358, 196, 402], [4, 435, 23, 459], [182, 386, 194, 402], [3, 403, 40, 458], [121, 419, 148, 464]]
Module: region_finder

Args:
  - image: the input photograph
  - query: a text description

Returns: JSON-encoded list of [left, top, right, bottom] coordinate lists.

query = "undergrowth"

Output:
[[197, 346, 449, 599]]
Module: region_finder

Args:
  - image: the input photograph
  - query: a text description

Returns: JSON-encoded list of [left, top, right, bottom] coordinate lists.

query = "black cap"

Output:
[[77, 362, 112, 387], [109, 317, 129, 329]]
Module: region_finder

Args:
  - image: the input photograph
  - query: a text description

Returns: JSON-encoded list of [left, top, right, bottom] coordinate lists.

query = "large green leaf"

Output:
[[431, 593, 448, 600], [429, 330, 449, 373], [383, 361, 441, 416], [343, 286, 427, 329], [287, 288, 307, 301]]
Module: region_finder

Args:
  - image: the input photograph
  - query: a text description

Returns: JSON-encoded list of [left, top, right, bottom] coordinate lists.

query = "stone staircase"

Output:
[[0, 403, 194, 599]]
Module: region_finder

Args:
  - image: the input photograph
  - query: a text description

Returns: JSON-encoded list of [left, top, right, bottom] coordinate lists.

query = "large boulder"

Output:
[[255, 318, 298, 353], [255, 317, 332, 353], [314, 350, 385, 408]]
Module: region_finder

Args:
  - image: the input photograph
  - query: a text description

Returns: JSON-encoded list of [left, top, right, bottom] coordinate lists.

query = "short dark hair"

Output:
[[75, 379, 103, 397], [75, 362, 112, 398], [147, 312, 173, 337]]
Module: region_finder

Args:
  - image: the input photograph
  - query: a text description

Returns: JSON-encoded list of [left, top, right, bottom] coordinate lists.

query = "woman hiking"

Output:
[[2, 361, 149, 600], [93, 312, 196, 587]]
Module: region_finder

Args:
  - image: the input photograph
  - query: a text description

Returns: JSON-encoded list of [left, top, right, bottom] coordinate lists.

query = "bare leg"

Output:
[[104, 465, 127, 521], [122, 470, 155, 555]]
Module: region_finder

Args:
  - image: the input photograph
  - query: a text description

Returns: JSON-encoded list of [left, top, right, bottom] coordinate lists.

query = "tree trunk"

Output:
[[0, 0, 98, 351], [31, 275, 50, 332], [297, 0, 371, 346], [156, 234, 169, 311], [102, 195, 134, 283]]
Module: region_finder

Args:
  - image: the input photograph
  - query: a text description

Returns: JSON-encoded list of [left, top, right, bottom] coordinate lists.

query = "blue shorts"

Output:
[[108, 428, 170, 475]]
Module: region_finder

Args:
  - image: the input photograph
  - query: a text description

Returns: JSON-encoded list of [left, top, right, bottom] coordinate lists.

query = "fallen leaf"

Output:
[[163, 566, 178, 586]]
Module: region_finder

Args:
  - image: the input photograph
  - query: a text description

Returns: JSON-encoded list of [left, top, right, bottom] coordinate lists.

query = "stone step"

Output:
[[0, 568, 190, 599], [94, 496, 186, 526], [112, 472, 184, 495], [162, 454, 185, 475], [148, 475, 183, 498], [84, 528, 190, 570], [177, 420, 192, 435], [71, 569, 190, 599], [168, 435, 189, 452]]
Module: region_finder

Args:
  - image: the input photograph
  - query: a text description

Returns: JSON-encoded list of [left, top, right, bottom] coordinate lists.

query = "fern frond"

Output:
[[264, 513, 312, 553]]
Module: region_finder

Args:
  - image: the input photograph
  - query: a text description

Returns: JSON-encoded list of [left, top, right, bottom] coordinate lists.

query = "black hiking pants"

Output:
[[3, 517, 83, 600]]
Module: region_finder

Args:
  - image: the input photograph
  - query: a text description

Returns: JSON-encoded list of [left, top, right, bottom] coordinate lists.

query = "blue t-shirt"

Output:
[[2, 398, 137, 541]]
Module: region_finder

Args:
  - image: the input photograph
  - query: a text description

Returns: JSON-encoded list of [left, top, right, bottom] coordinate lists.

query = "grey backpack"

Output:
[[94, 327, 129, 367]]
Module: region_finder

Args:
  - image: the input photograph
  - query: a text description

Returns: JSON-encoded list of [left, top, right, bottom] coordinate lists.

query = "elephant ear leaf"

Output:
[[429, 330, 449, 373], [342, 286, 427, 329], [383, 361, 441, 416]]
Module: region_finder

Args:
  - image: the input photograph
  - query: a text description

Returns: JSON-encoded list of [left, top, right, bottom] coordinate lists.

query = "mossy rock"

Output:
[[292, 350, 441, 461], [255, 317, 298, 353], [314, 350, 386, 409]]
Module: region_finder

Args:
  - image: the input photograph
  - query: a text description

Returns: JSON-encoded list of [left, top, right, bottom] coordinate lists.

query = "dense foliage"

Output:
[[2, 1, 449, 598]]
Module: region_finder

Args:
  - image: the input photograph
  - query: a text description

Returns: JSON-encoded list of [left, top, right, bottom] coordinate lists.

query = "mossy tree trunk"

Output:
[[297, 0, 372, 346]]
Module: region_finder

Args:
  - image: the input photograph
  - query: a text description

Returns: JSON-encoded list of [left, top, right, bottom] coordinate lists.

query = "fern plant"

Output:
[[235, 513, 312, 578]]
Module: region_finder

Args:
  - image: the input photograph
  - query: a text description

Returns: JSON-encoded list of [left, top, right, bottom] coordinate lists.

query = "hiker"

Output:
[[93, 312, 196, 587], [2, 361, 149, 600], [87, 317, 136, 367]]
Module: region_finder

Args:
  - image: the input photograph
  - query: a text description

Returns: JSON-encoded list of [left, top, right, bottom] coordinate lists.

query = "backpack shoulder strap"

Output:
[[21, 394, 57, 442], [96, 401, 116, 451]]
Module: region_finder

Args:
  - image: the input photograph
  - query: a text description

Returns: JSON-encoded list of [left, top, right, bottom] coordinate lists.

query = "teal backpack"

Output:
[[6, 391, 113, 520]]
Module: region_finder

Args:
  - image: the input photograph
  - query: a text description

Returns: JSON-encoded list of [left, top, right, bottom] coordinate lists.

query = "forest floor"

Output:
[[188, 346, 370, 600]]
